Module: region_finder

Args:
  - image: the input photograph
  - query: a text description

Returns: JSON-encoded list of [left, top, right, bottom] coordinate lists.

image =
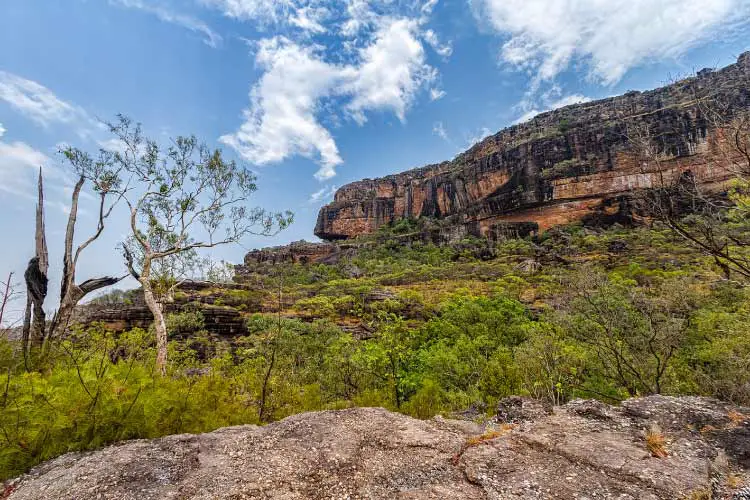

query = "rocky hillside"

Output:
[[4, 396, 750, 499], [315, 52, 750, 241]]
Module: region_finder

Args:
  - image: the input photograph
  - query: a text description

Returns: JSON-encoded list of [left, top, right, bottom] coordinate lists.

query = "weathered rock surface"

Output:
[[315, 52, 750, 241], [5, 396, 750, 499]]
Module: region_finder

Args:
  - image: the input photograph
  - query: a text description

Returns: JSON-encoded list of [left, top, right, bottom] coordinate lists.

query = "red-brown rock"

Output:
[[315, 52, 750, 241]]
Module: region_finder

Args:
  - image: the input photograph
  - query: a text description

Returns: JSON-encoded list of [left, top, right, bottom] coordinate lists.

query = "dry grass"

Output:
[[644, 425, 668, 458], [452, 424, 516, 465], [465, 424, 515, 447], [687, 487, 711, 500], [728, 410, 748, 426], [726, 473, 743, 489]]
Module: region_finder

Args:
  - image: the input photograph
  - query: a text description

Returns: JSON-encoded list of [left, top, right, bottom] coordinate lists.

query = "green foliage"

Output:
[[558, 118, 571, 134], [166, 310, 205, 336], [3, 215, 750, 481], [541, 159, 581, 180], [0, 327, 257, 480], [90, 288, 139, 306]]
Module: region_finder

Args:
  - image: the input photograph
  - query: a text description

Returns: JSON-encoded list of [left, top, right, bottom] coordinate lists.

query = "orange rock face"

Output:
[[315, 52, 750, 241]]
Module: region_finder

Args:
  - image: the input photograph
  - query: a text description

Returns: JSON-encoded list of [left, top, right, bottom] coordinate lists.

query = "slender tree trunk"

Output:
[[141, 277, 168, 376], [50, 292, 84, 342], [259, 343, 276, 422]]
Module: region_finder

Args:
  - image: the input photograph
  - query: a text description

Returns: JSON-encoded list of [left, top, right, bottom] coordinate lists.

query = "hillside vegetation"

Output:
[[2, 215, 749, 480]]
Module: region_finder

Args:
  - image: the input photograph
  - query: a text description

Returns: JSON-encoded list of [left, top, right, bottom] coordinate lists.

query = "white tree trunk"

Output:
[[141, 277, 168, 376]]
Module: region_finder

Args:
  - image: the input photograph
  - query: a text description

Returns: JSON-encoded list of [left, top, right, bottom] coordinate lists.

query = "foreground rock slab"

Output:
[[5, 396, 750, 499]]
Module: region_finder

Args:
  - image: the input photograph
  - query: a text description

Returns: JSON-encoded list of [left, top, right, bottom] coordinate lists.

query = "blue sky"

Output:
[[1, 0, 749, 318]]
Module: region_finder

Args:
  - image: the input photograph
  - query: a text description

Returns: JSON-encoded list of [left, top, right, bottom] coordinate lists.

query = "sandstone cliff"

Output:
[[315, 52, 750, 241], [5, 396, 750, 499]]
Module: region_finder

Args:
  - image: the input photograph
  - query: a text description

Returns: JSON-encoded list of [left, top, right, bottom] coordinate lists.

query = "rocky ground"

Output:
[[4, 396, 750, 499]]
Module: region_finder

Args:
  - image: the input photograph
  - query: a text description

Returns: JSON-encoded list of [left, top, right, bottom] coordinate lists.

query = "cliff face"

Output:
[[315, 52, 750, 241]]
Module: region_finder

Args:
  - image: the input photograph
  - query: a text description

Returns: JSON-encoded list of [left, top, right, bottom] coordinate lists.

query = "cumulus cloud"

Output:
[[0, 122, 5, 138], [0, 72, 91, 128], [340, 0, 377, 37], [222, 17, 436, 180], [345, 19, 433, 123], [212, 0, 445, 179], [220, 38, 347, 181], [474, 0, 749, 85], [111, 0, 222, 48]]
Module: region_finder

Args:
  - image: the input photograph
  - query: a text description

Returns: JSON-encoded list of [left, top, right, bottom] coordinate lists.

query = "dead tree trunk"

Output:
[[47, 174, 124, 340], [22, 170, 49, 353]]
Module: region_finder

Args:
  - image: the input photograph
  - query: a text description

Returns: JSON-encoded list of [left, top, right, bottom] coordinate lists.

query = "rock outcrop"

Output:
[[5, 396, 750, 499], [73, 281, 253, 337], [242, 240, 340, 266], [315, 52, 750, 241], [234, 240, 343, 281]]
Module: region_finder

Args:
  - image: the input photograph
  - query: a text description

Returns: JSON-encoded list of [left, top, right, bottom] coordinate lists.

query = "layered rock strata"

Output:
[[315, 52, 750, 241]]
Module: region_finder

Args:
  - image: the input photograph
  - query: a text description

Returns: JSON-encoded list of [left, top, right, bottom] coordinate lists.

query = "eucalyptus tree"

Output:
[[107, 116, 292, 375]]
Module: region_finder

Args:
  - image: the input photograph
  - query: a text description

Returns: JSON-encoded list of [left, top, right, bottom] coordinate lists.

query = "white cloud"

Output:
[[423, 29, 452, 58], [223, 17, 437, 180], [345, 19, 434, 123], [97, 138, 129, 153], [0, 122, 5, 138], [514, 94, 591, 124], [309, 184, 337, 203], [112, 0, 222, 48], [0, 140, 52, 198], [420, 0, 439, 17], [220, 37, 347, 181], [289, 5, 329, 34], [201, 0, 294, 22], [0, 72, 90, 128], [212, 0, 445, 179], [433, 121, 448, 141], [429, 88, 446, 101], [341, 0, 377, 37], [474, 0, 749, 85]]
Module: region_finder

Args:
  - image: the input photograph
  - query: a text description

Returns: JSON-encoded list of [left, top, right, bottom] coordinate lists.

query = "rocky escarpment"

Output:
[[316, 51, 750, 241], [5, 396, 750, 499]]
